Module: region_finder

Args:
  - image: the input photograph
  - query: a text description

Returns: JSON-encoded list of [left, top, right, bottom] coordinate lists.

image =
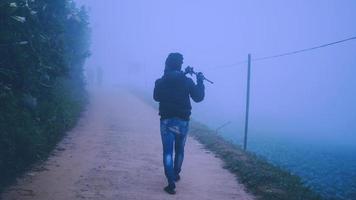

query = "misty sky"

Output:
[[75, 0, 356, 146]]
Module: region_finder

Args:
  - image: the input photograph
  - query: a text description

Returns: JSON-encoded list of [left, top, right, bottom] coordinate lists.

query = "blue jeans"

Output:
[[160, 118, 189, 188]]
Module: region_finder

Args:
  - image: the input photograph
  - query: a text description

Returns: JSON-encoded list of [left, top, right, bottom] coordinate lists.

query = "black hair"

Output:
[[164, 52, 184, 73]]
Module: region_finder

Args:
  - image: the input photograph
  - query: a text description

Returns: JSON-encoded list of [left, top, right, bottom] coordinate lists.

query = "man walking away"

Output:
[[153, 52, 205, 195]]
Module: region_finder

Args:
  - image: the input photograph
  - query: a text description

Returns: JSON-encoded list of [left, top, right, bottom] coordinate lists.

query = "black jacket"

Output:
[[153, 71, 205, 120]]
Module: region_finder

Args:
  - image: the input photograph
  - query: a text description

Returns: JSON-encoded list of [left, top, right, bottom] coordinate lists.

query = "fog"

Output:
[[76, 0, 356, 147]]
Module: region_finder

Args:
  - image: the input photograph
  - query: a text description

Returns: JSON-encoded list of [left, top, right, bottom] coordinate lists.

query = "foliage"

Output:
[[0, 0, 90, 192]]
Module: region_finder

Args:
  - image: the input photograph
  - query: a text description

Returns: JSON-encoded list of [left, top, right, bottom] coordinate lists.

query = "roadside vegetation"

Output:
[[189, 121, 322, 200], [0, 0, 90, 192]]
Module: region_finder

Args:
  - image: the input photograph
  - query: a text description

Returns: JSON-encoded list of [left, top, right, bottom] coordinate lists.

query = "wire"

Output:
[[215, 60, 248, 68], [207, 36, 356, 69], [205, 60, 247, 71], [253, 36, 356, 62]]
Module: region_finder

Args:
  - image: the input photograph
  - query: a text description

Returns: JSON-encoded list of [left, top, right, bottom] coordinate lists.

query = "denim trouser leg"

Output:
[[160, 123, 175, 186], [174, 124, 188, 176], [160, 118, 189, 187]]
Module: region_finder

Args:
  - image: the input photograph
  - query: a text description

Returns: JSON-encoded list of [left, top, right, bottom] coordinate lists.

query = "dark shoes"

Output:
[[164, 185, 176, 195], [163, 175, 180, 195]]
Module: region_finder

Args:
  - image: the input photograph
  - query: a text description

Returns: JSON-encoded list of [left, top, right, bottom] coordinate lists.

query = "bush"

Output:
[[0, 0, 90, 191]]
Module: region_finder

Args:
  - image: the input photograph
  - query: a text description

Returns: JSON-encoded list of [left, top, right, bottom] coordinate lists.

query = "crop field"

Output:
[[222, 132, 356, 200]]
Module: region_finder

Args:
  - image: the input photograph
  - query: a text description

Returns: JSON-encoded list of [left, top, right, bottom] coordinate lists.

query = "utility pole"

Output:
[[244, 54, 251, 151]]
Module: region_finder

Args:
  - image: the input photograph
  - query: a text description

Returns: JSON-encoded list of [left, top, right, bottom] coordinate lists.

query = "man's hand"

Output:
[[196, 72, 204, 85]]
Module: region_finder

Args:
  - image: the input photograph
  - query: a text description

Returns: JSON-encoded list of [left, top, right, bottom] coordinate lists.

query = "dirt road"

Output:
[[2, 89, 254, 200]]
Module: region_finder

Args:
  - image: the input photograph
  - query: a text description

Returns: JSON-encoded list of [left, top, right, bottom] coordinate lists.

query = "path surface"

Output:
[[2, 89, 254, 200]]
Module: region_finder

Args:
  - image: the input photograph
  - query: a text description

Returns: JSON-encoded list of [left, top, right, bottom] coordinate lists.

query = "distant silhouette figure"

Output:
[[153, 53, 205, 195], [85, 66, 95, 87]]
